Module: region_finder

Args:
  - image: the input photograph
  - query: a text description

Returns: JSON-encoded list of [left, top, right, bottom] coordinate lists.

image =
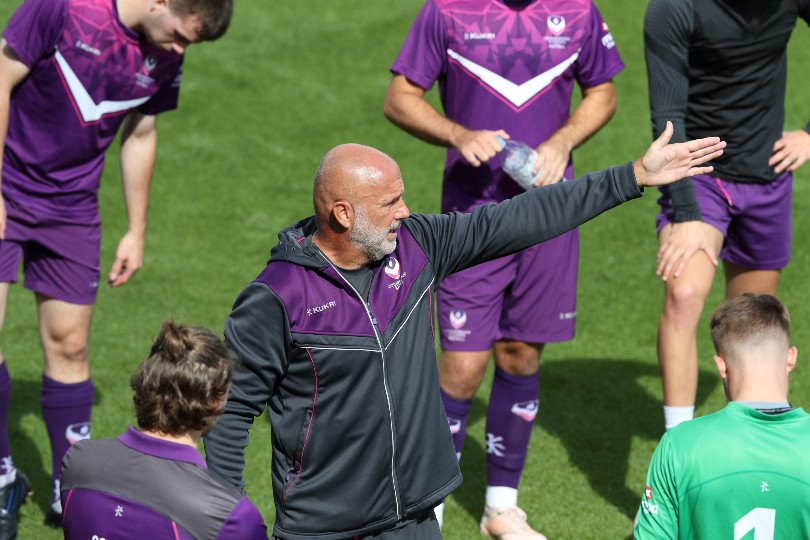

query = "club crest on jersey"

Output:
[[645, 486, 653, 500], [144, 55, 158, 72], [547, 15, 566, 36], [449, 310, 467, 329], [448, 418, 462, 435], [385, 257, 401, 279], [66, 422, 91, 444], [511, 400, 539, 421]]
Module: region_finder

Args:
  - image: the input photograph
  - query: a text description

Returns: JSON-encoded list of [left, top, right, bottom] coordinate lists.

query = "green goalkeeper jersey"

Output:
[[635, 402, 810, 539]]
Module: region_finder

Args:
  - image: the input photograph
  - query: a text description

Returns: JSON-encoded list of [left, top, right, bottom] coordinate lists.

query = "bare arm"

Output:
[[0, 39, 31, 239], [533, 81, 617, 186], [383, 74, 506, 167], [109, 111, 157, 287]]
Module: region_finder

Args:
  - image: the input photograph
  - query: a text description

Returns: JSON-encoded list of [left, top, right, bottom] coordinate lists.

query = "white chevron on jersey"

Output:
[[446, 48, 580, 107], [54, 49, 151, 123]]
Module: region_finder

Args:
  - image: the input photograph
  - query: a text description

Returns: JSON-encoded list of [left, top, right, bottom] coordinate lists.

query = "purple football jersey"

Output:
[[2, 0, 183, 223], [391, 0, 624, 212]]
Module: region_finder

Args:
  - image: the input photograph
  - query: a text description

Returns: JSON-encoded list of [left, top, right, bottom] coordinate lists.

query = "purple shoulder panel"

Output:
[[255, 261, 377, 338]]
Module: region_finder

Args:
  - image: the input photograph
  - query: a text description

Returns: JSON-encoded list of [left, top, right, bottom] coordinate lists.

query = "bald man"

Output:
[[204, 127, 725, 540], [635, 293, 810, 538]]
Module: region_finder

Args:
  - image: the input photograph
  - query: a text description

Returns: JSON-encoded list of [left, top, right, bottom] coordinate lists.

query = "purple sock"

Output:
[[440, 388, 472, 456], [485, 367, 539, 489], [40, 374, 94, 502], [0, 362, 12, 472]]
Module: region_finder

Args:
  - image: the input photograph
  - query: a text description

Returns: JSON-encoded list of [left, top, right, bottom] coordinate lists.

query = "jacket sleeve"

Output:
[[644, 0, 701, 222], [204, 282, 291, 489], [405, 162, 642, 283]]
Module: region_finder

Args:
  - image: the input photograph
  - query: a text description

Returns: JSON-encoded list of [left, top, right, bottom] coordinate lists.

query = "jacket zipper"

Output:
[[317, 253, 403, 520]]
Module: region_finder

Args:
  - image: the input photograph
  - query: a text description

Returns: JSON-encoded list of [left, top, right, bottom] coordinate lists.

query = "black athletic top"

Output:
[[644, 0, 810, 221]]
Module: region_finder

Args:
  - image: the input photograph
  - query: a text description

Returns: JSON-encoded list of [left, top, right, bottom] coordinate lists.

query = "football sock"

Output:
[[40, 374, 94, 507], [440, 388, 472, 458], [663, 405, 694, 430], [486, 367, 538, 489], [486, 486, 519, 509], [0, 361, 15, 488]]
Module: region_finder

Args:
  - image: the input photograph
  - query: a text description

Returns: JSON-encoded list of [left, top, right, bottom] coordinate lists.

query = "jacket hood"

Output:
[[268, 216, 326, 270]]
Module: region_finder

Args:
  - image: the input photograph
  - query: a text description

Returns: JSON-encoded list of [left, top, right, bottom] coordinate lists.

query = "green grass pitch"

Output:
[[1, 1, 809, 538]]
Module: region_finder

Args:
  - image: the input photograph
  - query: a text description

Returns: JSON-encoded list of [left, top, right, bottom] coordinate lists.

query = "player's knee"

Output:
[[47, 334, 89, 366], [495, 343, 540, 376], [665, 281, 709, 314]]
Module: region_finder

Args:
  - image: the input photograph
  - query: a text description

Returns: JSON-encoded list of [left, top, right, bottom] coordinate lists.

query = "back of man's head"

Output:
[[131, 320, 233, 437], [171, 0, 233, 41], [710, 293, 791, 363]]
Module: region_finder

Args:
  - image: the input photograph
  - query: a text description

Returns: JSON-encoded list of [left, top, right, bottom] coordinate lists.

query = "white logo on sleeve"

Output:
[[114, 505, 124, 517]]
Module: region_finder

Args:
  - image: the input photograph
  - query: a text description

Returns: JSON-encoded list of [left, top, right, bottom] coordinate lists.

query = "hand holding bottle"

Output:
[[496, 136, 543, 190]]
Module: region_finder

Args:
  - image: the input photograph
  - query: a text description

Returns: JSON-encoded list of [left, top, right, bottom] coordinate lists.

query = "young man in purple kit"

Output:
[[60, 320, 268, 539], [384, 0, 623, 536], [0, 0, 232, 535]]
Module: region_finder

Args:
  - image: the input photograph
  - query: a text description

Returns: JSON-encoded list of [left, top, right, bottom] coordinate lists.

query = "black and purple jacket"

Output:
[[204, 162, 642, 539]]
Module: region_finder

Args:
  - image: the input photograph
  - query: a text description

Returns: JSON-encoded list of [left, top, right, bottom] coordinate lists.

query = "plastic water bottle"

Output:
[[497, 136, 541, 190]]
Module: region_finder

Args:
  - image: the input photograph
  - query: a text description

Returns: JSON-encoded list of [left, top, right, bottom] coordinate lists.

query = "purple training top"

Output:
[[61, 427, 268, 539], [2, 0, 183, 224], [391, 0, 624, 212]]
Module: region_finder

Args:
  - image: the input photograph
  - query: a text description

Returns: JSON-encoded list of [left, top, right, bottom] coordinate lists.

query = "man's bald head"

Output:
[[313, 144, 401, 221]]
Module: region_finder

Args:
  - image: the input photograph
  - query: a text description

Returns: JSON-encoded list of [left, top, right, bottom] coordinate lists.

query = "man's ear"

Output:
[[150, 0, 170, 12], [332, 200, 353, 230], [712, 354, 728, 380], [786, 345, 798, 374]]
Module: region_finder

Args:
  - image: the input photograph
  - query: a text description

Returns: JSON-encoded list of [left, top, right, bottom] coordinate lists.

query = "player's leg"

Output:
[[438, 349, 492, 455], [657, 226, 723, 428], [436, 258, 511, 528], [25, 221, 100, 527], [37, 295, 95, 525], [0, 282, 13, 485], [437, 258, 512, 456], [724, 265, 779, 297], [0, 231, 33, 538], [655, 174, 731, 430], [480, 233, 576, 540]]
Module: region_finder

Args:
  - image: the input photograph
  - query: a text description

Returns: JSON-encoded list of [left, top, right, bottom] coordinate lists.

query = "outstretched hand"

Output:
[[633, 121, 726, 187]]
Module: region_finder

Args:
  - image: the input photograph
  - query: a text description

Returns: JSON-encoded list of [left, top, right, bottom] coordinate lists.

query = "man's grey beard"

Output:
[[350, 206, 398, 262]]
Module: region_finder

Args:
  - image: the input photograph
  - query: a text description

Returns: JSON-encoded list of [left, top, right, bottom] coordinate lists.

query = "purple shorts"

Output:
[[0, 211, 101, 305], [656, 172, 792, 270], [437, 229, 578, 351]]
